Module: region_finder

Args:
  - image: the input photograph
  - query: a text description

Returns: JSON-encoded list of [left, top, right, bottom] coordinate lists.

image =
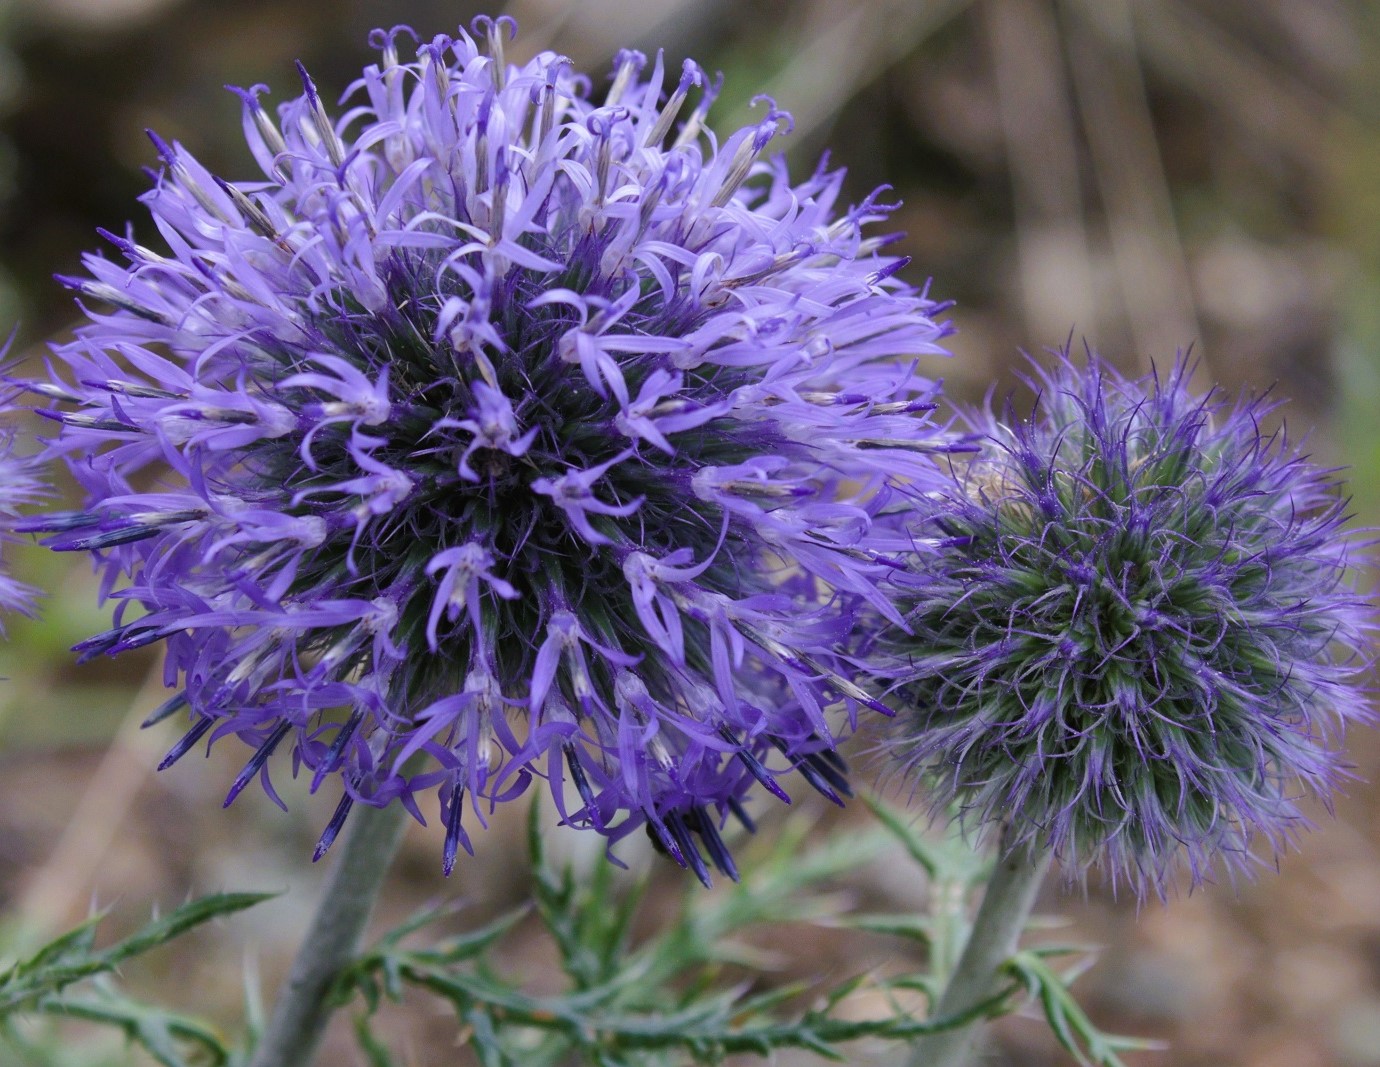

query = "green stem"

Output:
[[247, 800, 408, 1067], [907, 824, 1051, 1067]]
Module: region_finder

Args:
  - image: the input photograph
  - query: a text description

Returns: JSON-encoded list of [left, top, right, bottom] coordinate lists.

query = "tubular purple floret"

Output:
[[313, 793, 354, 860], [670, 70, 723, 151], [472, 14, 516, 92], [643, 59, 702, 148], [607, 49, 648, 107], [368, 25, 418, 55], [143, 128, 178, 168], [224, 82, 270, 106], [471, 14, 517, 46]]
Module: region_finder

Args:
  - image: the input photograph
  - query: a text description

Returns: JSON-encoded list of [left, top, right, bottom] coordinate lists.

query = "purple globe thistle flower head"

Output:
[[21, 18, 953, 882], [883, 350, 1373, 894]]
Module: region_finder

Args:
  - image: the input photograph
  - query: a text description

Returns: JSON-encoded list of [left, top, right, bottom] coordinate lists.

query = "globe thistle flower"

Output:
[[884, 351, 1373, 893], [22, 18, 952, 881]]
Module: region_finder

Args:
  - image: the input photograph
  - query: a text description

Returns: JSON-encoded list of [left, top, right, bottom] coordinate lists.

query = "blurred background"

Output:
[[0, 0, 1377, 1064]]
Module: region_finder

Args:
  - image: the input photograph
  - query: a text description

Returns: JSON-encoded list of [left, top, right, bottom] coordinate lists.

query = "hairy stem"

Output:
[[907, 824, 1051, 1067], [247, 800, 408, 1067]]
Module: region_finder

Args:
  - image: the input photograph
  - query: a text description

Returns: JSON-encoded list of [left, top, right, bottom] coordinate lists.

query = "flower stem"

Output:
[[907, 824, 1051, 1067], [247, 800, 408, 1067]]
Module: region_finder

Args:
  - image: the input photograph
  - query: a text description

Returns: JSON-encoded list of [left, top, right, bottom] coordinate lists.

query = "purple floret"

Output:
[[0, 431, 43, 620], [883, 351, 1374, 894], [24, 18, 952, 881]]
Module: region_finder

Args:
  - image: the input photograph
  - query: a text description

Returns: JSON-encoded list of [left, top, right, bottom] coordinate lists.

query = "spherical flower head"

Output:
[[24, 18, 952, 881], [885, 351, 1374, 894]]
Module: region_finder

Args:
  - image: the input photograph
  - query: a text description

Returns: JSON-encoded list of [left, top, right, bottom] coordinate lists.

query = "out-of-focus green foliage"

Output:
[[332, 800, 1147, 1066], [0, 892, 270, 1066], [1007, 949, 1164, 1067], [0, 800, 1175, 1066]]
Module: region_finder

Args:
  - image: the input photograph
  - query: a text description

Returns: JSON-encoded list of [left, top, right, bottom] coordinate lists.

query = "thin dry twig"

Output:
[[16, 661, 170, 934]]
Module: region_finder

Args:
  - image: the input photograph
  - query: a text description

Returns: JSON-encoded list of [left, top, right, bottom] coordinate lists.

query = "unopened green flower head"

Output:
[[885, 351, 1374, 894]]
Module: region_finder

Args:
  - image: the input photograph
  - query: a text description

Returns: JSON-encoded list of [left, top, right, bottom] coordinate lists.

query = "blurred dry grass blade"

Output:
[[1134, 0, 1354, 173], [16, 662, 168, 936], [984, 0, 1098, 345], [13, 0, 184, 31], [1063, 0, 1205, 372], [503, 0, 730, 66], [722, 0, 976, 141]]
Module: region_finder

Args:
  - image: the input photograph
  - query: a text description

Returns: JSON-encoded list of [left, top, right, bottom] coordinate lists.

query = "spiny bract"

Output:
[[24, 18, 953, 881], [885, 352, 1372, 893]]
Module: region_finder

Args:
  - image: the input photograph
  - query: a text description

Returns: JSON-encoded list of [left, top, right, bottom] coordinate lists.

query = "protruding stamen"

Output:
[[55, 524, 164, 553], [813, 743, 849, 774], [644, 59, 701, 147], [532, 59, 568, 152], [224, 721, 292, 807], [796, 392, 938, 415], [728, 796, 756, 834], [664, 809, 712, 887], [796, 757, 850, 806], [424, 41, 451, 110], [16, 510, 100, 534], [56, 275, 170, 325], [227, 83, 288, 167], [36, 408, 130, 434], [606, 49, 647, 106], [472, 15, 516, 91], [709, 97, 793, 208], [158, 715, 216, 771], [295, 60, 346, 168], [564, 743, 601, 827], [73, 622, 161, 660], [90, 378, 185, 400], [313, 793, 354, 861], [585, 110, 627, 207], [645, 815, 686, 867], [672, 71, 723, 150], [688, 806, 739, 881], [474, 92, 493, 195], [442, 785, 473, 876], [770, 734, 853, 807], [312, 708, 363, 792], [95, 226, 163, 266], [146, 129, 234, 223], [865, 256, 911, 286], [22, 380, 81, 403], [212, 177, 282, 242], [488, 146, 509, 238], [141, 691, 188, 729], [719, 726, 791, 803], [768, 640, 896, 717], [853, 437, 982, 455], [634, 168, 670, 239]]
